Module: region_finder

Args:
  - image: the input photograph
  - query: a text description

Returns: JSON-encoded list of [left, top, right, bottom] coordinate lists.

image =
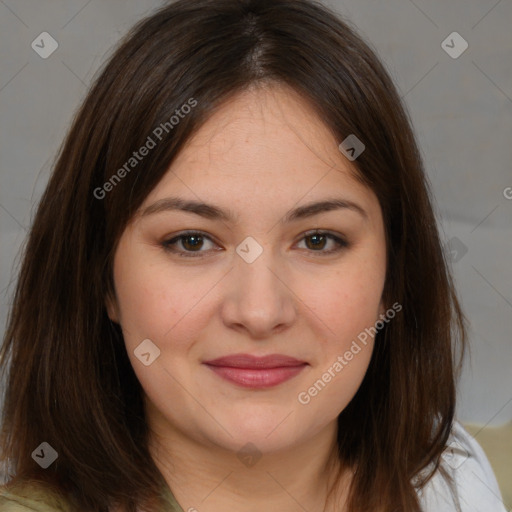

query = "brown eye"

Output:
[[162, 231, 218, 257], [297, 231, 349, 254], [180, 234, 204, 251], [304, 233, 328, 250]]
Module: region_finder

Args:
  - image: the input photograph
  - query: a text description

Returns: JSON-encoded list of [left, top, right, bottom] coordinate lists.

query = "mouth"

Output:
[[203, 354, 308, 389]]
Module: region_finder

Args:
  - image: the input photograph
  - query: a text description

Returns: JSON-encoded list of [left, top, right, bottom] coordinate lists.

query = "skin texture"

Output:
[[107, 84, 387, 511]]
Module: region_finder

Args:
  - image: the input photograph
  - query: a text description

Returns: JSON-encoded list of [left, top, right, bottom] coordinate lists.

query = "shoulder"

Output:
[[0, 480, 74, 512], [417, 421, 508, 512]]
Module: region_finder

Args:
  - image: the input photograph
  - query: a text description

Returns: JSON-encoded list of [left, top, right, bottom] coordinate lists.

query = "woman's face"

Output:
[[107, 84, 387, 455]]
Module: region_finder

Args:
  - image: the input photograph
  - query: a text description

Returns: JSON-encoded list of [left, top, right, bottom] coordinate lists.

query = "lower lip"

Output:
[[204, 364, 307, 388]]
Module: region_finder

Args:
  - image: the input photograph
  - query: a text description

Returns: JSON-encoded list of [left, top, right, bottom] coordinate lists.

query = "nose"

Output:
[[220, 248, 297, 339]]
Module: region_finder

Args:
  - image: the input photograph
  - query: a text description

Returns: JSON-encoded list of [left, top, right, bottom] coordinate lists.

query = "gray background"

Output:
[[1, 0, 511, 429]]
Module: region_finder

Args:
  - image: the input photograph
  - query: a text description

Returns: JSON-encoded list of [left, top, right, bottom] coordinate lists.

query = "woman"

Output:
[[0, 0, 506, 511]]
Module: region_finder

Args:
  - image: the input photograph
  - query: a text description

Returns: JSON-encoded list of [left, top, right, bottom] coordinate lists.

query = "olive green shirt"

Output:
[[0, 480, 185, 512]]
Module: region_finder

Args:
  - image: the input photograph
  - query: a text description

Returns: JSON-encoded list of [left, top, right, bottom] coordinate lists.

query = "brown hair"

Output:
[[0, 0, 467, 510]]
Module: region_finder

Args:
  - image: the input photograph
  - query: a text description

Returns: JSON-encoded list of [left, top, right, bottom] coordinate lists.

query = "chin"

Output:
[[209, 408, 313, 453]]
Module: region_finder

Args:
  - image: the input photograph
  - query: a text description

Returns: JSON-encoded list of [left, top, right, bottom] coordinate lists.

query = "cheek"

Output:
[[112, 259, 217, 406], [295, 268, 381, 417], [301, 257, 385, 347], [112, 249, 214, 353], [114, 252, 229, 372], [296, 347, 373, 430]]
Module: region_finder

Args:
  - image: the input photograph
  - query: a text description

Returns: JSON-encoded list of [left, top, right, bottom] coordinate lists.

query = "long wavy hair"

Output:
[[0, 0, 467, 510]]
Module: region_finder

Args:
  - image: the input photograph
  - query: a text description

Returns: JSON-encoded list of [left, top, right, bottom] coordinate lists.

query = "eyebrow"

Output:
[[139, 196, 367, 223]]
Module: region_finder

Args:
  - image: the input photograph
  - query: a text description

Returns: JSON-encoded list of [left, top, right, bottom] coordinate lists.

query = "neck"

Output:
[[147, 414, 349, 512]]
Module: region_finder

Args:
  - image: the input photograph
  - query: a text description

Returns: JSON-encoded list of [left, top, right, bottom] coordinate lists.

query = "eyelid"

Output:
[[161, 230, 219, 258], [161, 229, 349, 257], [295, 229, 349, 254]]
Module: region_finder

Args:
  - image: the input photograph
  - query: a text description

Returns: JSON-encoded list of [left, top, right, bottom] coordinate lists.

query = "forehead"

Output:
[[177, 84, 347, 169], [138, 83, 380, 225], [166, 84, 366, 187]]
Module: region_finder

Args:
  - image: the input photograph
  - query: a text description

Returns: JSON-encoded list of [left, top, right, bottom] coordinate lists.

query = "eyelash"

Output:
[[161, 230, 349, 258]]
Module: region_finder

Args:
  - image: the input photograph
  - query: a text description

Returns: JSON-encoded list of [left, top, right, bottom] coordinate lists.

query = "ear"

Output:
[[105, 289, 120, 323], [378, 298, 387, 318]]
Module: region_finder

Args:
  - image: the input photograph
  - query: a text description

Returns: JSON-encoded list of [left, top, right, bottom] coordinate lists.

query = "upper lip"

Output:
[[203, 353, 307, 369]]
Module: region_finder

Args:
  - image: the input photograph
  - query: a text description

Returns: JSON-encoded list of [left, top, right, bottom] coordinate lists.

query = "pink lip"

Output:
[[203, 354, 308, 389]]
